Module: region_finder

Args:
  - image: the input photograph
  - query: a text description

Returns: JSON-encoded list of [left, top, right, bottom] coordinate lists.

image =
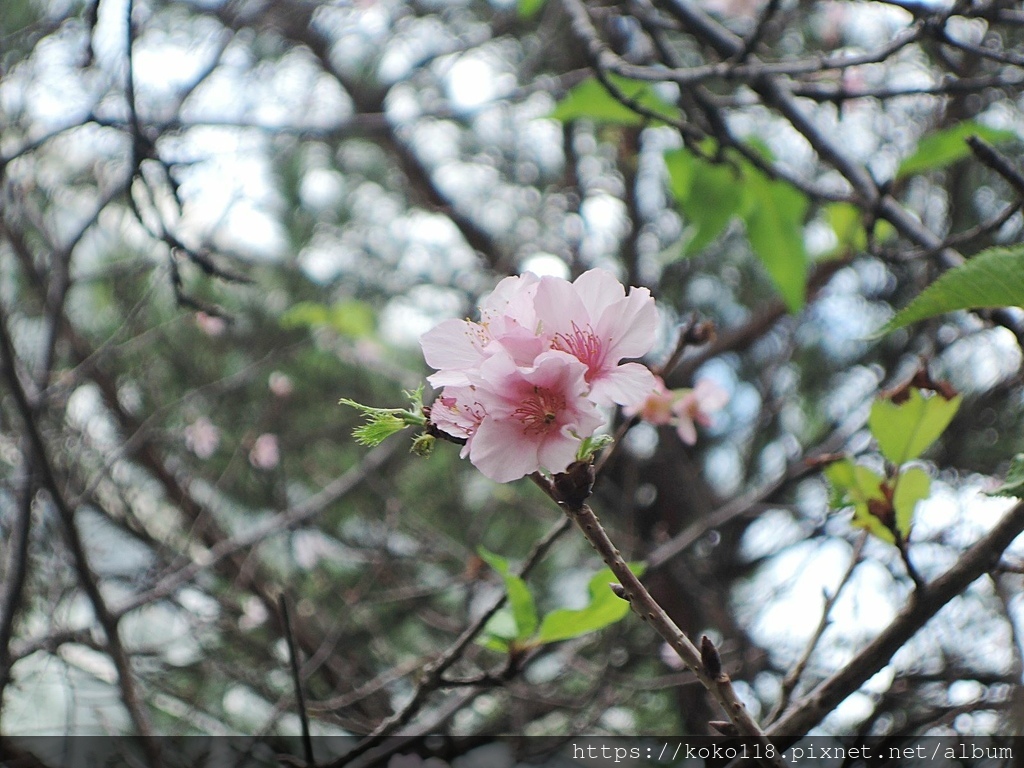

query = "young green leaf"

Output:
[[549, 75, 681, 126], [897, 121, 1017, 179], [880, 245, 1024, 335], [824, 203, 895, 257], [868, 388, 962, 465], [282, 300, 376, 337], [340, 397, 426, 446], [518, 0, 547, 18], [825, 459, 893, 543], [664, 150, 745, 257], [742, 171, 809, 312], [478, 546, 538, 641], [351, 414, 406, 446], [892, 466, 930, 539], [986, 454, 1024, 498], [825, 459, 884, 506], [536, 564, 645, 644], [479, 609, 517, 653], [851, 501, 896, 543], [478, 635, 512, 654]]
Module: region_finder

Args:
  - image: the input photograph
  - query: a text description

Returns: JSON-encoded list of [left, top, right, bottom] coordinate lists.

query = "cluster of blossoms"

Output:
[[421, 269, 659, 482], [626, 376, 729, 446]]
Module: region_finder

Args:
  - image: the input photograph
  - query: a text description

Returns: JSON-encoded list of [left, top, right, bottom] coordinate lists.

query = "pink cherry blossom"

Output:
[[628, 377, 676, 427], [420, 268, 663, 482], [533, 268, 658, 407], [428, 385, 486, 458], [627, 376, 729, 445], [464, 351, 602, 483], [185, 416, 220, 459], [249, 433, 280, 470], [268, 371, 294, 398], [420, 272, 544, 388], [195, 311, 226, 337]]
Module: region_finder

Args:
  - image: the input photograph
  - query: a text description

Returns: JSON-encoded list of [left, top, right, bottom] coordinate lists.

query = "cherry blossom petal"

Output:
[[481, 272, 540, 325], [596, 287, 659, 360], [694, 378, 730, 412], [469, 350, 601, 480], [624, 376, 675, 424], [572, 268, 625, 319], [589, 361, 658, 407], [469, 418, 543, 482], [536, 428, 585, 474], [421, 319, 486, 372], [533, 276, 588, 337], [675, 416, 698, 445], [430, 386, 485, 457]]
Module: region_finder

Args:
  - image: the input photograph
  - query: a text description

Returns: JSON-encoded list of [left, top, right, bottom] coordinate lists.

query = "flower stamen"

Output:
[[512, 388, 566, 435], [552, 322, 604, 377]]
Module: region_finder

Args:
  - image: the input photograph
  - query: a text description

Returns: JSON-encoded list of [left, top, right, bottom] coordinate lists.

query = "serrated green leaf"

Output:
[[536, 564, 645, 644], [897, 121, 1017, 178], [742, 172, 809, 312], [518, 0, 546, 18], [825, 459, 884, 505], [825, 459, 893, 542], [664, 150, 745, 258], [893, 466, 930, 538], [880, 245, 1024, 335], [987, 454, 1024, 498], [478, 546, 538, 640], [851, 503, 895, 544], [351, 414, 406, 446], [549, 75, 680, 126], [868, 389, 962, 465]]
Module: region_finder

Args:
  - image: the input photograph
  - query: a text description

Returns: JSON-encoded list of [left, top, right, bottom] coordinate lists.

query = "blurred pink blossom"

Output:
[[627, 376, 729, 445], [249, 433, 280, 470], [268, 371, 294, 397], [185, 417, 220, 459], [195, 311, 226, 337]]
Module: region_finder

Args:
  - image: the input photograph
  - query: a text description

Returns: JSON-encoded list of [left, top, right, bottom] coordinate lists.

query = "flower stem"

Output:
[[533, 473, 785, 767]]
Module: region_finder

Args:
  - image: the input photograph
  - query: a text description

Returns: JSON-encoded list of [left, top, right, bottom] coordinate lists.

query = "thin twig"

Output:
[[0, 299, 162, 766], [733, 0, 781, 63], [325, 515, 573, 767], [280, 594, 315, 768], [768, 497, 1024, 747], [531, 475, 784, 766], [766, 532, 868, 724], [968, 134, 1024, 199]]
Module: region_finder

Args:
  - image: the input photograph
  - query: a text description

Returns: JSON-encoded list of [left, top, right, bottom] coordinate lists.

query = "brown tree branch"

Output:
[[768, 498, 1024, 744]]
